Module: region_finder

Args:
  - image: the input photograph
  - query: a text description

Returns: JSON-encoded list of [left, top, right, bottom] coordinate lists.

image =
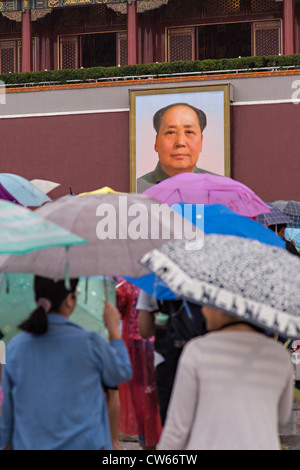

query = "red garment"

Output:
[[116, 279, 162, 448]]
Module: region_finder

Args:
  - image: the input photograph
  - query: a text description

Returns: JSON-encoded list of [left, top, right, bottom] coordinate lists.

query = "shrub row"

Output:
[[1, 54, 300, 87]]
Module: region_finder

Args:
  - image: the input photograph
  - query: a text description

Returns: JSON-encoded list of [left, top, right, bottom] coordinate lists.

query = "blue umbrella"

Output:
[[0, 173, 51, 207], [126, 203, 285, 300], [285, 228, 300, 248]]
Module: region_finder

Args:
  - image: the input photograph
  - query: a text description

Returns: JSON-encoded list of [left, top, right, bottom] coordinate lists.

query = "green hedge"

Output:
[[1, 54, 300, 87]]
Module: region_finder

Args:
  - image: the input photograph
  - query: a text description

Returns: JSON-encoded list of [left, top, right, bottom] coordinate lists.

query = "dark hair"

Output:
[[18, 276, 78, 336], [153, 102, 207, 134], [269, 223, 287, 233]]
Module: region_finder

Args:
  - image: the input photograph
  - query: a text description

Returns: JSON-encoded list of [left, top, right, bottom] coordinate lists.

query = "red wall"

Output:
[[231, 102, 300, 202], [0, 112, 130, 199], [0, 101, 300, 203]]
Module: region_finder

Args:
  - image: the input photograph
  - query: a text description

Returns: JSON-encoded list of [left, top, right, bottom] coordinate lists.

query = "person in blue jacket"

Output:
[[0, 275, 132, 450]]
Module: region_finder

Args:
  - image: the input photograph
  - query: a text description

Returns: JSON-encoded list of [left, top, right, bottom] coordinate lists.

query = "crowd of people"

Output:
[[0, 102, 299, 450], [0, 263, 296, 450]]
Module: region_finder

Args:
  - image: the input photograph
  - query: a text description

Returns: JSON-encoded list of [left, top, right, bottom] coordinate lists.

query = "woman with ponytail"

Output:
[[0, 276, 132, 450]]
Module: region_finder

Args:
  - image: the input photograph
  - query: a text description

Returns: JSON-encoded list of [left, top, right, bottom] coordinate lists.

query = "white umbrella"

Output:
[[139, 234, 300, 339], [30, 179, 60, 195]]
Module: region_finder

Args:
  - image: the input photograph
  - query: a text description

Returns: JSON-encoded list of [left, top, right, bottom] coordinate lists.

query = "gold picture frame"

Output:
[[129, 84, 232, 193]]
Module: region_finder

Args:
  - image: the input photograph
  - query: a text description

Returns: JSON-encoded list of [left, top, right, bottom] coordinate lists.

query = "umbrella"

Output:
[[143, 173, 270, 218], [30, 179, 60, 195], [0, 199, 87, 255], [78, 187, 123, 196], [285, 228, 300, 248], [74, 276, 117, 339], [0, 182, 21, 204], [126, 203, 285, 300], [139, 234, 300, 339], [0, 193, 201, 279], [256, 206, 293, 227], [0, 273, 35, 344], [270, 200, 300, 227], [0, 173, 51, 207]]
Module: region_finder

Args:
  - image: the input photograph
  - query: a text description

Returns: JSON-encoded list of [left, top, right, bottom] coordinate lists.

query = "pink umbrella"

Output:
[[143, 173, 270, 218]]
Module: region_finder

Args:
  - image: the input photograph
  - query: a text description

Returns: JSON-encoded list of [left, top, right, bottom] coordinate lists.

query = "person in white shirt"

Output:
[[157, 305, 294, 450]]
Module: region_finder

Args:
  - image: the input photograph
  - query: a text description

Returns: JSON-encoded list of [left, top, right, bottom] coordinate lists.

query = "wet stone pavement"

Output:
[[280, 399, 300, 450], [119, 399, 300, 451], [119, 434, 141, 451]]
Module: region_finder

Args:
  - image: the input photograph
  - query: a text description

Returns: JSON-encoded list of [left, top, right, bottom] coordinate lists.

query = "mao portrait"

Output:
[[129, 85, 231, 193]]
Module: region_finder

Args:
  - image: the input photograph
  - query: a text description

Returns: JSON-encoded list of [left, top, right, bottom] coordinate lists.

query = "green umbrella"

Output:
[[0, 274, 116, 345], [73, 277, 117, 340], [0, 273, 35, 344], [0, 199, 87, 254]]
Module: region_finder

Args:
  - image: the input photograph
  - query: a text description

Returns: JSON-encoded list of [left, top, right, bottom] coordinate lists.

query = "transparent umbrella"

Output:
[[0, 274, 114, 345], [270, 200, 300, 228], [256, 206, 293, 227]]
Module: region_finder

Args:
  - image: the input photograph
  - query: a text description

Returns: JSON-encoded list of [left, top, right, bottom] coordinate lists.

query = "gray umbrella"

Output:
[[139, 234, 300, 339], [0, 193, 202, 280]]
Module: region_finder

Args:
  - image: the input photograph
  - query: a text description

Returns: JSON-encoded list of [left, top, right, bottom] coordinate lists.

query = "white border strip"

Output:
[[0, 108, 130, 119], [232, 98, 300, 106], [0, 99, 300, 119]]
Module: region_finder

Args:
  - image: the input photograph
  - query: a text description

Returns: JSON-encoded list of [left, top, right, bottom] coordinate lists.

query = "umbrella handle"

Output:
[[182, 299, 193, 319], [0, 273, 9, 294], [0, 273, 4, 294], [64, 247, 71, 290], [104, 278, 109, 301]]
